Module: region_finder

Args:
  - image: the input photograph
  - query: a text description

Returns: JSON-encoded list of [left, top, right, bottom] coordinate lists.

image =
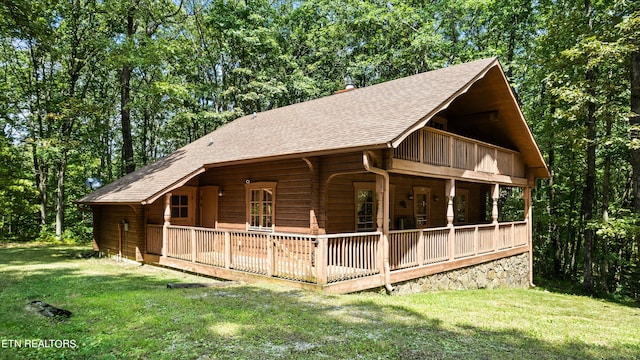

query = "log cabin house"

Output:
[[77, 58, 549, 294]]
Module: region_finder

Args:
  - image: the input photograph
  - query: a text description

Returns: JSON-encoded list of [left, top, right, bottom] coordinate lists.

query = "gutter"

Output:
[[362, 151, 394, 293]]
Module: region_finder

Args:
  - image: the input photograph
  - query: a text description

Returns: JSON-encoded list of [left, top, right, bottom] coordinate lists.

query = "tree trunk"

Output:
[[55, 149, 67, 239], [120, 10, 136, 174], [631, 50, 640, 211], [31, 142, 47, 226], [600, 86, 613, 294], [581, 0, 596, 295], [582, 66, 597, 295]]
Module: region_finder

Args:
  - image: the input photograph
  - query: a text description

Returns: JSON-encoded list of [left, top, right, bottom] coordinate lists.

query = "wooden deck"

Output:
[[144, 221, 529, 293]]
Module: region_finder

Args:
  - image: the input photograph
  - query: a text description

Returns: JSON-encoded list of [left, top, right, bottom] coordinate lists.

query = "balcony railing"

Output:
[[394, 127, 525, 178]]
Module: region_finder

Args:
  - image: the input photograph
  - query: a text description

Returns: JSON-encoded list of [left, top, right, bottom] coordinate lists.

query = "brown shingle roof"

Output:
[[78, 57, 546, 204]]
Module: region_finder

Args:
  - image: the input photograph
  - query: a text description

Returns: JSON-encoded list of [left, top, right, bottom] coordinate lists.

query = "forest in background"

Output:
[[0, 0, 639, 299]]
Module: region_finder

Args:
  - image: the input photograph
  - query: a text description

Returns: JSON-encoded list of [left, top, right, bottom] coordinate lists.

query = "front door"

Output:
[[414, 187, 431, 229], [199, 186, 219, 228]]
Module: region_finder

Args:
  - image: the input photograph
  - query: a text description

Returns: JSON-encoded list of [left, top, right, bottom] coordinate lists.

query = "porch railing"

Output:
[[146, 221, 529, 286], [388, 222, 528, 271], [322, 232, 381, 283], [394, 127, 525, 177]]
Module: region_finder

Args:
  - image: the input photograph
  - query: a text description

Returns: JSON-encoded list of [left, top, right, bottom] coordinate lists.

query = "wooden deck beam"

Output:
[[389, 158, 528, 186]]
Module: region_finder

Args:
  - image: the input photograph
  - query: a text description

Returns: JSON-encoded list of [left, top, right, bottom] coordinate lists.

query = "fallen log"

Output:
[[166, 281, 240, 289], [25, 301, 72, 320]]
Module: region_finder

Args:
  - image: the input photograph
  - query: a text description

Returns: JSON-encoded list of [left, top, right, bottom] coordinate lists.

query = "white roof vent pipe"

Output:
[[344, 75, 355, 90]]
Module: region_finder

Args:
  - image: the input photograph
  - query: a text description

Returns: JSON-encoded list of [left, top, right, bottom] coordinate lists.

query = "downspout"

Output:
[[362, 151, 394, 293]]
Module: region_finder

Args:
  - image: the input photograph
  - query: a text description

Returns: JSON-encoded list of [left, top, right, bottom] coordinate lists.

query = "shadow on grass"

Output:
[[535, 277, 640, 309], [0, 244, 95, 266], [1, 245, 639, 360]]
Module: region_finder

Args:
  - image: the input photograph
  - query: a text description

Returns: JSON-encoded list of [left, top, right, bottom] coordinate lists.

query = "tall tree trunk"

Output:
[[120, 9, 136, 174], [28, 42, 48, 228], [548, 142, 562, 277], [55, 149, 67, 239], [31, 141, 47, 226], [600, 86, 613, 294], [581, 0, 596, 295], [141, 108, 149, 165], [631, 50, 640, 211], [582, 66, 597, 295], [631, 50, 640, 281]]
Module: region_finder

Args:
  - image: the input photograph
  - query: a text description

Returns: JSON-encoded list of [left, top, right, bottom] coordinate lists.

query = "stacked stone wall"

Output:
[[391, 253, 530, 295]]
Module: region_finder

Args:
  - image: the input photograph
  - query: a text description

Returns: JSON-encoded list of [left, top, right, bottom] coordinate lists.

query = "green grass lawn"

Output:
[[0, 244, 638, 360]]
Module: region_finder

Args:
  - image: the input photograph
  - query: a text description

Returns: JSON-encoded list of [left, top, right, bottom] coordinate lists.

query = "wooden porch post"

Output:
[[446, 179, 455, 260], [224, 232, 231, 269], [267, 234, 274, 277], [316, 237, 328, 285], [492, 183, 500, 252], [162, 192, 172, 257], [302, 157, 322, 235], [375, 174, 390, 286], [191, 227, 197, 262], [524, 178, 534, 286], [363, 151, 392, 291]]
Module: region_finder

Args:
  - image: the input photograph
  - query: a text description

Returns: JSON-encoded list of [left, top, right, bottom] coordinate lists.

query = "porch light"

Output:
[[407, 194, 413, 200], [218, 189, 224, 197], [433, 195, 439, 202]]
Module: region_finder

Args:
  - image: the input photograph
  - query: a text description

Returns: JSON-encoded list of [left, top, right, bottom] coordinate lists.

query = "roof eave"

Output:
[[203, 143, 393, 169]]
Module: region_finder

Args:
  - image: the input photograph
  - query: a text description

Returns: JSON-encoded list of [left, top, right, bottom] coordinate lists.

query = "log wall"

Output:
[[92, 204, 145, 261], [199, 158, 312, 233]]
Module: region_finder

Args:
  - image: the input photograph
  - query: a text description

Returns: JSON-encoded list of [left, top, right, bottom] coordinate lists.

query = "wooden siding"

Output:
[[326, 173, 376, 233], [320, 152, 372, 234], [199, 158, 312, 233], [390, 174, 447, 228], [93, 204, 145, 261]]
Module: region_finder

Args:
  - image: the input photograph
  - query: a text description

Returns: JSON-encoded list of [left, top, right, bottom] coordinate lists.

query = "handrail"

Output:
[[453, 223, 495, 231], [318, 231, 382, 239]]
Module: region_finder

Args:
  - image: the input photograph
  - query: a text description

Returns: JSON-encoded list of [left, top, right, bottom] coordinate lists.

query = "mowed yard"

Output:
[[0, 244, 638, 360]]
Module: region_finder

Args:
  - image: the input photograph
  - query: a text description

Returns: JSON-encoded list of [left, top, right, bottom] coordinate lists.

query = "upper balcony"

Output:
[[390, 127, 527, 186]]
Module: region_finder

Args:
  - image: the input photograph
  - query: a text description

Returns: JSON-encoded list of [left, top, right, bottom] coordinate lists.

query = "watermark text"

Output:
[[2, 339, 77, 349]]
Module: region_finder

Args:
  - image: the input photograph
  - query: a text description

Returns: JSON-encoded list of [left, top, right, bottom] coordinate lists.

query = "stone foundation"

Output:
[[391, 253, 530, 295]]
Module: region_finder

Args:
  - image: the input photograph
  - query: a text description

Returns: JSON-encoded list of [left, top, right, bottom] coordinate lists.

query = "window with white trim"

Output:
[[246, 182, 276, 231], [168, 187, 196, 226]]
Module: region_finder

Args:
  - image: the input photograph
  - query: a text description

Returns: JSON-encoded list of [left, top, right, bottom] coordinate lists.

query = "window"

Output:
[[355, 183, 376, 232], [246, 182, 276, 231], [167, 187, 196, 226], [414, 187, 431, 228], [454, 189, 468, 224], [171, 195, 189, 219]]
